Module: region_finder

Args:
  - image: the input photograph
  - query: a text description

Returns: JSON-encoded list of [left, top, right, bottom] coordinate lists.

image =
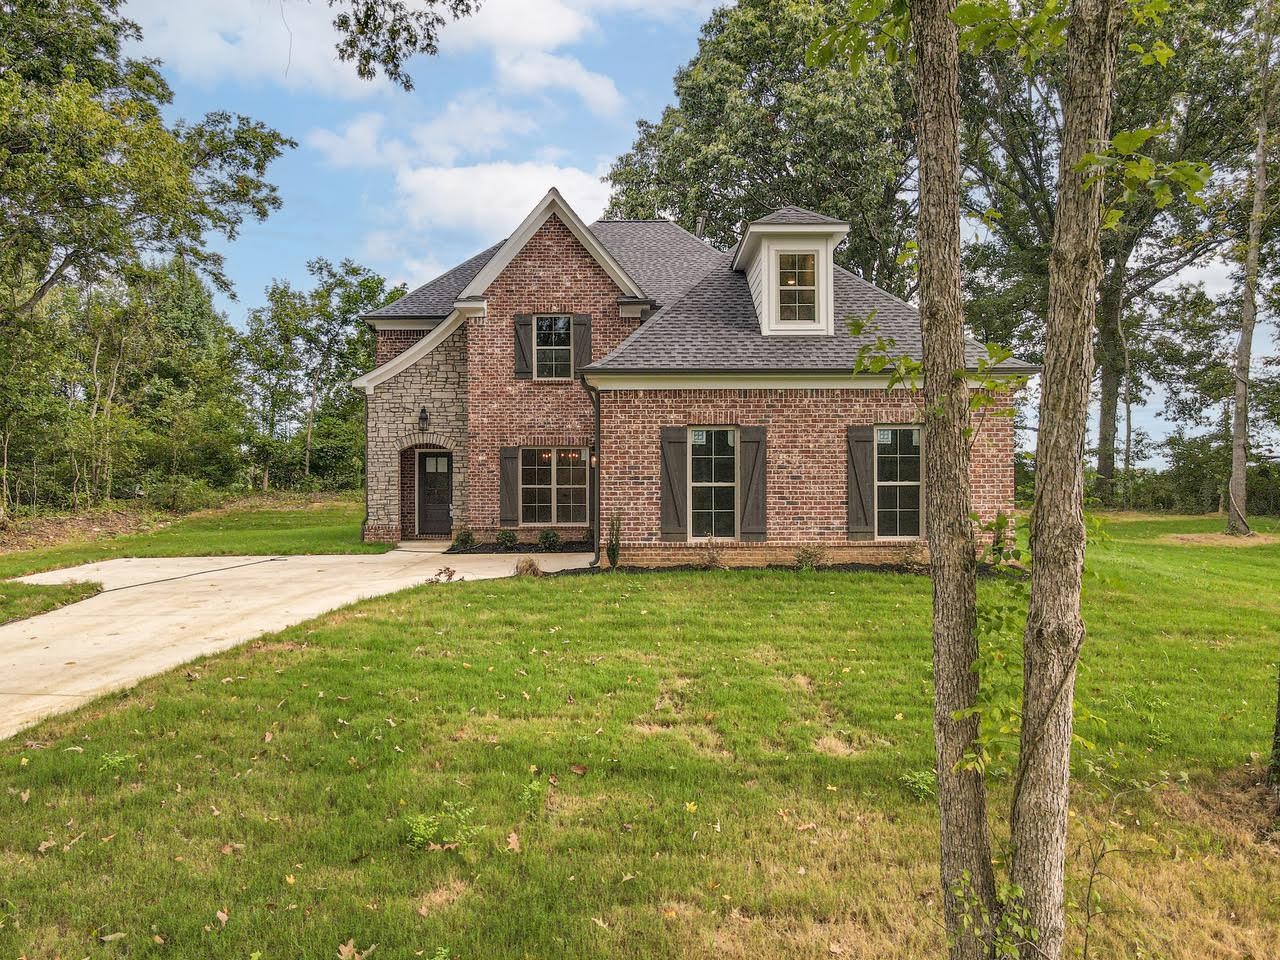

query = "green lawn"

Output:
[[1, 514, 1278, 959], [0, 493, 390, 624]]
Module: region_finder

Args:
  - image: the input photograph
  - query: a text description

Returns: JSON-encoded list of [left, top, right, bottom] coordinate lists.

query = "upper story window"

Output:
[[876, 426, 922, 538], [690, 427, 737, 539], [778, 252, 817, 324], [534, 315, 572, 379]]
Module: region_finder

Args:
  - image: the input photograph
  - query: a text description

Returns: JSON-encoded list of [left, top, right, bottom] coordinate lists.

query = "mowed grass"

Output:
[[1, 514, 1278, 959], [0, 494, 390, 623]]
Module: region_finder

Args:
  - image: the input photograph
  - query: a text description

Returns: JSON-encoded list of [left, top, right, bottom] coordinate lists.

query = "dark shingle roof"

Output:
[[587, 256, 1037, 374], [752, 205, 848, 226], [364, 241, 504, 319], [588, 220, 724, 306]]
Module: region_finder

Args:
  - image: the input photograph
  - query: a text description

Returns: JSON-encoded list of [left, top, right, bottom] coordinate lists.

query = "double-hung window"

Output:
[[875, 426, 922, 538], [534, 315, 572, 379], [778, 252, 817, 323], [690, 427, 736, 539], [520, 447, 588, 524]]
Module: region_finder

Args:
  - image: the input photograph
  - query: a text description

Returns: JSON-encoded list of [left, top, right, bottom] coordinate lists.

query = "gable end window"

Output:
[[690, 427, 737, 539], [875, 427, 922, 538], [534, 315, 572, 379], [520, 447, 588, 524], [778, 252, 816, 323]]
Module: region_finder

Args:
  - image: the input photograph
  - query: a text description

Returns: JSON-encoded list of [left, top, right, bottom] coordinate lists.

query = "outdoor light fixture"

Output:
[[418, 407, 430, 431]]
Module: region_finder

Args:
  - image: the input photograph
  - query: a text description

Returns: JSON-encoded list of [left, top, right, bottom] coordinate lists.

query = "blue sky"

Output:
[[127, 0, 719, 313]]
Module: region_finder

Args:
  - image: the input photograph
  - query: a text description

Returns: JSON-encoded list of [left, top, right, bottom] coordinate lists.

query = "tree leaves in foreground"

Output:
[[328, 0, 478, 90]]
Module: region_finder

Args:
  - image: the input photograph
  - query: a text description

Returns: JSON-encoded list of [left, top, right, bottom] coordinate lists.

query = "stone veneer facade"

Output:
[[361, 213, 1018, 559]]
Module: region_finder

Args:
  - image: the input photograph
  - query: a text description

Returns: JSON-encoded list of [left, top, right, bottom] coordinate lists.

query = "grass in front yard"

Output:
[[0, 493, 387, 624], [1, 514, 1278, 959]]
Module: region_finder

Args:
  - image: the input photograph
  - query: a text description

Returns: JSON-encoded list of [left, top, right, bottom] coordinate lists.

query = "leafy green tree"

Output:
[[605, 0, 917, 296], [0, 0, 294, 320]]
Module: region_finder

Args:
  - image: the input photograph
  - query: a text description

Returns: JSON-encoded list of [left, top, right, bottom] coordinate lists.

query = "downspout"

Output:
[[585, 377, 603, 566]]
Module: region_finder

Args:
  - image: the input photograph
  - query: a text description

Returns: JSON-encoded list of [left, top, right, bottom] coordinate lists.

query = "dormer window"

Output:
[[778, 252, 817, 324]]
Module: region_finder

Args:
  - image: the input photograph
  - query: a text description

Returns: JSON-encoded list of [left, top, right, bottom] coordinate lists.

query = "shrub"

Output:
[[147, 477, 218, 514], [537, 529, 562, 552], [606, 514, 622, 569], [695, 540, 727, 570], [495, 529, 518, 550], [514, 556, 543, 577], [793, 545, 829, 572], [404, 801, 482, 851], [450, 528, 476, 551], [898, 768, 937, 801]]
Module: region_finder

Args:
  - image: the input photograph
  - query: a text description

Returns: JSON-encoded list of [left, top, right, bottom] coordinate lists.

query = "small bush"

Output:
[[98, 751, 135, 775], [537, 529, 562, 552], [147, 477, 218, 514], [793, 545, 830, 572], [898, 768, 937, 801], [519, 779, 546, 817], [695, 540, 727, 570], [495, 529, 518, 550], [450, 528, 476, 551], [514, 556, 543, 577], [606, 514, 622, 569], [404, 801, 482, 851]]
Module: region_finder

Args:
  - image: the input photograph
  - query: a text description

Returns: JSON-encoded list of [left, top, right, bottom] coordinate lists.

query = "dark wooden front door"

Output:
[[416, 452, 452, 536]]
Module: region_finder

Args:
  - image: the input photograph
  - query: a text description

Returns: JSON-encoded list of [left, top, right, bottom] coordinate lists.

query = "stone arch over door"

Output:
[[398, 435, 455, 539]]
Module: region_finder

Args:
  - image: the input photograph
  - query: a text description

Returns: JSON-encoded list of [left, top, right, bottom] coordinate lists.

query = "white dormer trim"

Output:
[[733, 220, 849, 337], [458, 187, 646, 301], [351, 302, 484, 394]]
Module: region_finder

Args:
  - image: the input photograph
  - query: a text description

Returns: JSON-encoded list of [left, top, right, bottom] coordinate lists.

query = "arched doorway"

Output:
[[399, 443, 452, 538]]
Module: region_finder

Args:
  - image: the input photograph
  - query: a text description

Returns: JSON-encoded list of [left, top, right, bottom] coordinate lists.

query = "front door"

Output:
[[416, 452, 452, 536]]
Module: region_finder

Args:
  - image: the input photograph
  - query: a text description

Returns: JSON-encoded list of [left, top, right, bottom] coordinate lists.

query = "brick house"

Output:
[[353, 189, 1034, 566]]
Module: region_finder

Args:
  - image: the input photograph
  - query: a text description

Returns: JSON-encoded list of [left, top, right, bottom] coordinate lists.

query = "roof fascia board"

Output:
[[351, 310, 465, 394], [583, 371, 1034, 390], [458, 188, 646, 300], [365, 316, 445, 331]]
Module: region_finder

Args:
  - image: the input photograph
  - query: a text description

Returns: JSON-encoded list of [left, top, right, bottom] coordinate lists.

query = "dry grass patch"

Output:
[[416, 878, 470, 916], [1159, 532, 1280, 547], [1156, 765, 1280, 849]]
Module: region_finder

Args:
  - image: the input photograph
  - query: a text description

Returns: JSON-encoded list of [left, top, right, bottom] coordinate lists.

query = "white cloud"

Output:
[[307, 113, 394, 168], [495, 51, 623, 115], [395, 161, 611, 234], [447, 0, 593, 52], [129, 0, 383, 99]]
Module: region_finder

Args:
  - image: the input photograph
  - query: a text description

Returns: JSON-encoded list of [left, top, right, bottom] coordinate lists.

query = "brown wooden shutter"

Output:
[[847, 425, 875, 540], [659, 427, 688, 541], [571, 314, 592, 377], [513, 315, 533, 379], [499, 446, 520, 527], [738, 426, 766, 542]]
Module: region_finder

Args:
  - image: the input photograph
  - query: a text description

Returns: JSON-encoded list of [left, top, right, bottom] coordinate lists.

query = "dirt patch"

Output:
[[814, 734, 861, 758], [1159, 532, 1280, 548], [632, 720, 728, 757], [0, 507, 164, 553], [416, 879, 469, 915], [1157, 765, 1280, 849], [792, 674, 814, 694]]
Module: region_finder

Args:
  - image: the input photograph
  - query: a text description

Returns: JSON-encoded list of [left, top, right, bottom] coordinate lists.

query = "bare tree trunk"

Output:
[[1121, 311, 1134, 507], [1010, 1, 1123, 957], [1093, 273, 1125, 504], [910, 0, 997, 954], [1229, 8, 1274, 535]]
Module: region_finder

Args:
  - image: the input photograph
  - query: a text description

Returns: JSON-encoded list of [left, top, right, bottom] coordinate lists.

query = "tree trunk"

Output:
[[1093, 271, 1125, 504], [1010, 1, 1123, 958], [1229, 11, 1273, 535], [909, 0, 997, 954], [1271, 658, 1280, 786]]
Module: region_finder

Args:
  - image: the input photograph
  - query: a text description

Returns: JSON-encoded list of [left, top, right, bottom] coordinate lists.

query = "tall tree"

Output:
[[909, 0, 998, 956], [1228, 1, 1277, 534], [326, 0, 478, 90], [605, 0, 917, 296], [1011, 1, 1125, 954]]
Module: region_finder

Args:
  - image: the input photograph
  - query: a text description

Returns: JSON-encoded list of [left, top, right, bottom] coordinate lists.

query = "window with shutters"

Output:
[[689, 427, 737, 539], [520, 447, 588, 524], [533, 315, 572, 379], [875, 426, 922, 538]]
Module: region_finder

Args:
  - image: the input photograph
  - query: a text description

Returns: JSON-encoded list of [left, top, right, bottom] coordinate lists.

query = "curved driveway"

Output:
[[1, 547, 591, 740]]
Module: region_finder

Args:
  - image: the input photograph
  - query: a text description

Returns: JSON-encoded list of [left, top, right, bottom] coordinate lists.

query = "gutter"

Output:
[[585, 379, 603, 567]]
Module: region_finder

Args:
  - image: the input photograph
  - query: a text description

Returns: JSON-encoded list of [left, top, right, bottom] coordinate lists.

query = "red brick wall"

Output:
[[465, 213, 641, 535], [375, 329, 428, 366], [597, 387, 1015, 566]]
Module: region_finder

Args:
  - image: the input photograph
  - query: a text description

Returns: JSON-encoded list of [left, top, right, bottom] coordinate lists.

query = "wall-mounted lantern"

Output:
[[418, 407, 430, 432]]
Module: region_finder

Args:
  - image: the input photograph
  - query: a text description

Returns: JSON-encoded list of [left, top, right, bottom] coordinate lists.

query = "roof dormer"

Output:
[[731, 206, 850, 336]]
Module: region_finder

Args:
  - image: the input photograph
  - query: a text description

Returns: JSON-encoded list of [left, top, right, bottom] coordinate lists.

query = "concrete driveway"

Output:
[[1, 546, 592, 740]]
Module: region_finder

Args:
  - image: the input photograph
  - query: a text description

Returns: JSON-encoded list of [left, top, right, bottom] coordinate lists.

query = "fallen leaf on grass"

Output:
[[570, 764, 587, 776], [99, 932, 126, 942], [506, 832, 521, 853], [591, 917, 609, 930], [36, 839, 55, 854], [338, 939, 377, 959], [215, 908, 228, 927]]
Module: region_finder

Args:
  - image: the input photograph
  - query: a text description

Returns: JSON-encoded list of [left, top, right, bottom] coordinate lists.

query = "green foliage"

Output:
[[537, 529, 562, 553], [606, 514, 622, 570], [146, 477, 220, 514], [97, 751, 134, 774], [898, 768, 937, 800], [519, 778, 546, 818], [495, 529, 518, 551], [793, 545, 830, 571], [404, 800, 482, 851], [329, 0, 477, 90], [608, 0, 916, 295], [451, 529, 476, 551]]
